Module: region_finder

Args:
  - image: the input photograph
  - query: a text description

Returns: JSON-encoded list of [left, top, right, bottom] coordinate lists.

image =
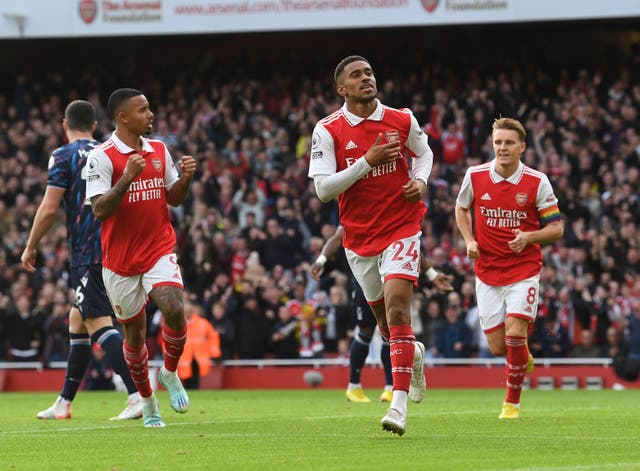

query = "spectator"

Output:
[[178, 303, 221, 389], [209, 302, 236, 360], [2, 294, 44, 362], [83, 344, 116, 391], [529, 315, 572, 358], [435, 300, 472, 358], [569, 329, 602, 358], [270, 305, 299, 359]]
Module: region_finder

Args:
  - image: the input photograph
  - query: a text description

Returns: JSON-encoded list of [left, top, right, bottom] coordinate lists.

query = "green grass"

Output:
[[1, 389, 639, 470]]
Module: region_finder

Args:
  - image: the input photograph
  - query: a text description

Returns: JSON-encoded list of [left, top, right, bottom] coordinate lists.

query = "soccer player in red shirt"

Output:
[[86, 88, 196, 428], [308, 56, 434, 436], [309, 226, 453, 405], [455, 117, 564, 419], [22, 100, 142, 421]]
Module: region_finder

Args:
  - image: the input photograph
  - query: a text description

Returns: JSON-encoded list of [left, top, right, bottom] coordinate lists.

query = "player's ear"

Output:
[[336, 83, 347, 98]]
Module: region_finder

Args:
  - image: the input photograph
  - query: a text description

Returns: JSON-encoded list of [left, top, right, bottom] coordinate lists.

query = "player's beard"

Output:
[[352, 92, 376, 105]]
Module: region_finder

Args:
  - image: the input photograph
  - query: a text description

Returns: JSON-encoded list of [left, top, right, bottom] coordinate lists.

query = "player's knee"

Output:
[[385, 304, 410, 325], [163, 308, 186, 330], [490, 344, 507, 356]]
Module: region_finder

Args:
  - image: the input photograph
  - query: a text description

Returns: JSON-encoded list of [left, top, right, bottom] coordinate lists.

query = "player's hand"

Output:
[[179, 155, 196, 179], [20, 247, 37, 272], [364, 133, 401, 167], [123, 153, 146, 182], [309, 262, 324, 280], [466, 240, 480, 260], [508, 229, 529, 253], [432, 272, 454, 292], [403, 179, 426, 203]]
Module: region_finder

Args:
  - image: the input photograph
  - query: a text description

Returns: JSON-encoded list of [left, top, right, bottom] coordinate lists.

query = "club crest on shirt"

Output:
[[152, 158, 162, 172], [515, 192, 528, 206], [385, 129, 400, 143]]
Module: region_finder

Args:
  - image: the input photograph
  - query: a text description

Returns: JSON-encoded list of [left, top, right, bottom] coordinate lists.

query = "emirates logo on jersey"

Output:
[[78, 0, 98, 24], [152, 158, 162, 172], [421, 0, 439, 13], [515, 192, 528, 206]]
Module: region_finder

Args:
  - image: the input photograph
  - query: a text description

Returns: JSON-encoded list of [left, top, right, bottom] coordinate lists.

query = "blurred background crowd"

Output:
[[1, 24, 639, 369]]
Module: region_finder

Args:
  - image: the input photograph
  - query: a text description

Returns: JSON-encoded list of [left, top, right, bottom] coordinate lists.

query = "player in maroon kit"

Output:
[[86, 88, 196, 427], [308, 56, 434, 435], [455, 117, 564, 419]]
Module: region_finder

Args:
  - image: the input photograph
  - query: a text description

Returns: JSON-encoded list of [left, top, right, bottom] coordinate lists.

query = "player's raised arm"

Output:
[[166, 155, 196, 207]]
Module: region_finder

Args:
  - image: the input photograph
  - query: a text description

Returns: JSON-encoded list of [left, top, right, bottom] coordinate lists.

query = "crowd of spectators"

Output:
[[1, 31, 639, 369]]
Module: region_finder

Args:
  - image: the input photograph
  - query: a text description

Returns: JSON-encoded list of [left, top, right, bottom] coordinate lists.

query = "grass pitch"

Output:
[[1, 388, 639, 470]]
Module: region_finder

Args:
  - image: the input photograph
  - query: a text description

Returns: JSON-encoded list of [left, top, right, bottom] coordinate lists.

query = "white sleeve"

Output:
[[163, 144, 179, 189], [86, 149, 114, 199], [456, 168, 474, 209], [406, 113, 433, 187], [308, 122, 372, 202], [308, 124, 337, 178], [314, 158, 372, 202], [536, 174, 559, 210]]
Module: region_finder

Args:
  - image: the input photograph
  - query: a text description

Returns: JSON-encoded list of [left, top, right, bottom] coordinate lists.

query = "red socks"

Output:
[[123, 342, 152, 398], [389, 324, 415, 392], [162, 324, 187, 372], [505, 335, 528, 404]]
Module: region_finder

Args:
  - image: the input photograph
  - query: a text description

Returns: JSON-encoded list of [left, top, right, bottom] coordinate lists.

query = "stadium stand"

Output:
[[0, 22, 639, 389]]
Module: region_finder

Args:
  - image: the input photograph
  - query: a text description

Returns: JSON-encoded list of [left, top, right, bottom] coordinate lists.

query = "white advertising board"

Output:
[[0, 0, 638, 38]]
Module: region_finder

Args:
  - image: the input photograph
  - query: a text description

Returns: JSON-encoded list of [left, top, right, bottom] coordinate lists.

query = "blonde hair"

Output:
[[492, 117, 526, 142]]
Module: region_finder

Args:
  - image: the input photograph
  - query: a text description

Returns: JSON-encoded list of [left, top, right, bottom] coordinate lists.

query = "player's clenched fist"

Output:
[[179, 155, 196, 179], [124, 153, 146, 181], [403, 179, 426, 203], [466, 240, 480, 260]]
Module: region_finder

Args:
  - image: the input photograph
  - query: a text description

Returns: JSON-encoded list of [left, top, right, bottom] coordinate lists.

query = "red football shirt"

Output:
[[456, 160, 561, 286], [86, 133, 179, 276], [309, 101, 430, 256]]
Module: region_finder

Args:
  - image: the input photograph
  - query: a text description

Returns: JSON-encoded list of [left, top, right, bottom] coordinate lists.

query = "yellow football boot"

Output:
[[346, 387, 371, 403], [498, 402, 520, 419], [379, 389, 393, 403]]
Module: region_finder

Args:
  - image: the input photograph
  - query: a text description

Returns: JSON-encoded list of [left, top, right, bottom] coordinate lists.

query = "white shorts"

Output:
[[345, 232, 421, 304], [476, 274, 539, 333], [102, 253, 184, 322]]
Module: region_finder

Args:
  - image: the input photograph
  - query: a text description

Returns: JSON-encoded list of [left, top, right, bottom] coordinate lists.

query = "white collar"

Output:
[[111, 132, 155, 154], [490, 159, 524, 184], [341, 99, 383, 126]]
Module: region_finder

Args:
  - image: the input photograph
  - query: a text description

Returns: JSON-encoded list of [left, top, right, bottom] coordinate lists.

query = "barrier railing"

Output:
[[0, 357, 613, 370]]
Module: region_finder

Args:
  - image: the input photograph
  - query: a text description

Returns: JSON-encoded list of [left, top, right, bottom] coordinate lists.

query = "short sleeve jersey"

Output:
[[308, 100, 430, 256], [456, 159, 561, 286], [85, 133, 179, 276], [47, 139, 102, 268]]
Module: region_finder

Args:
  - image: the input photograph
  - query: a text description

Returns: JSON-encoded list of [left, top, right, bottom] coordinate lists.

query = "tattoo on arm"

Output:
[[91, 178, 131, 220]]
